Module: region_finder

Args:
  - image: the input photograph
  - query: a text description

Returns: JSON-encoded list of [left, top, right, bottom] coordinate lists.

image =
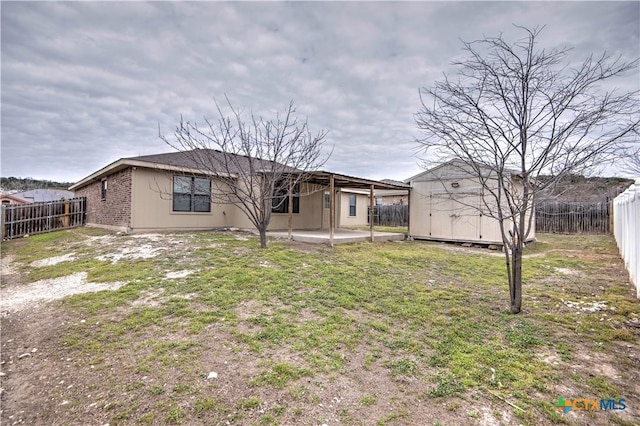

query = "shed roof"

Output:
[[405, 158, 519, 183]]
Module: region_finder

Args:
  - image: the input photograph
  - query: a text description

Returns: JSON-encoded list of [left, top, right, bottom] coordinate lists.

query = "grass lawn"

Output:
[[1, 229, 638, 425]]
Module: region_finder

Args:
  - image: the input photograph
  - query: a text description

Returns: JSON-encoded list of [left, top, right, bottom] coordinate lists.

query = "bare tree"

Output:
[[625, 143, 640, 176], [160, 98, 329, 248], [415, 26, 639, 314]]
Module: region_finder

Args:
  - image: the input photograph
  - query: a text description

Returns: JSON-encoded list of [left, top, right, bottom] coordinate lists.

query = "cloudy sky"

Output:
[[2, 1, 638, 183]]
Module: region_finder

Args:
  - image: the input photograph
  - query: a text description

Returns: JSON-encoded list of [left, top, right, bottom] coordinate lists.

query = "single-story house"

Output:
[[69, 149, 408, 236], [405, 159, 535, 245], [337, 189, 376, 227], [0, 193, 29, 205], [1, 189, 75, 205], [377, 179, 410, 205], [337, 184, 410, 227]]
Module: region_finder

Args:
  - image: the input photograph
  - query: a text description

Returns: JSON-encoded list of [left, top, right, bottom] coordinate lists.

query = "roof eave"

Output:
[[70, 159, 238, 190]]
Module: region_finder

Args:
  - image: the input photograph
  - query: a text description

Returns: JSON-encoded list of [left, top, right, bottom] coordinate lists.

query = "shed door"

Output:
[[430, 191, 481, 241], [429, 193, 453, 239], [451, 194, 480, 241]]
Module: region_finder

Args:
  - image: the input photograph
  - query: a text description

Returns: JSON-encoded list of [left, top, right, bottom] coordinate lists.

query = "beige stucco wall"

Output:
[[338, 191, 370, 227], [130, 168, 323, 232], [131, 168, 228, 231], [268, 185, 323, 231]]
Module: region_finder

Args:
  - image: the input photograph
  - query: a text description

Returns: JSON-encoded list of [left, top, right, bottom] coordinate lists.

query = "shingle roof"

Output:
[[12, 189, 75, 203], [125, 149, 296, 175], [71, 149, 408, 191]]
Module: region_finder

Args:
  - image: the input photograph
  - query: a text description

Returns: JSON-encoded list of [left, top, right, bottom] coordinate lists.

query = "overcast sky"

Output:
[[2, 1, 639, 183]]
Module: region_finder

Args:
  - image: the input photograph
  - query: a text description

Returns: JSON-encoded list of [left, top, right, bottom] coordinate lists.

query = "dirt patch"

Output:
[[562, 299, 608, 312], [0, 272, 126, 314], [29, 253, 77, 268], [164, 270, 194, 279], [1, 305, 82, 426], [131, 288, 166, 307], [1, 255, 18, 277], [95, 244, 166, 263]]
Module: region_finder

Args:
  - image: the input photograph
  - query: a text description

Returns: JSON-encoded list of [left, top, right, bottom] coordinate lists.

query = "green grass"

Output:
[[2, 229, 638, 425]]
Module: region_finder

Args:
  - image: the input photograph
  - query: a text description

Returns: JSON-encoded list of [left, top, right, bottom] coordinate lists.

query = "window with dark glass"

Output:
[[324, 192, 330, 209], [101, 180, 107, 200], [173, 176, 211, 212], [349, 194, 356, 216], [272, 182, 300, 214]]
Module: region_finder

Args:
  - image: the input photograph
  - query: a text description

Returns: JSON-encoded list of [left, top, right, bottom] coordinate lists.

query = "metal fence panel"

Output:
[[368, 205, 408, 227]]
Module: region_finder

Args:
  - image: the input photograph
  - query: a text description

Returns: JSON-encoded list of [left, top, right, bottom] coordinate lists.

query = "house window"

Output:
[[272, 182, 300, 214], [324, 192, 330, 209], [101, 179, 107, 200], [349, 194, 356, 216], [173, 176, 211, 212], [375, 197, 383, 206]]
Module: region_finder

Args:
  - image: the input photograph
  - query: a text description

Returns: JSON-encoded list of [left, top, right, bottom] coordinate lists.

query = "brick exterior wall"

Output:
[[75, 167, 132, 229]]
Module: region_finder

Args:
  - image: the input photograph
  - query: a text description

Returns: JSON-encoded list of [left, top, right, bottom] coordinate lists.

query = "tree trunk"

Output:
[[510, 246, 523, 314], [259, 228, 268, 249]]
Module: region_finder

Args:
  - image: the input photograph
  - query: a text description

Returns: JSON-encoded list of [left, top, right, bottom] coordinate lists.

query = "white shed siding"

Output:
[[408, 160, 534, 245]]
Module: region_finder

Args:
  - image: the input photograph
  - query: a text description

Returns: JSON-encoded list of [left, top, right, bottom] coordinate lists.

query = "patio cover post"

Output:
[[287, 177, 293, 240], [406, 189, 411, 237], [370, 184, 374, 242], [329, 174, 335, 246]]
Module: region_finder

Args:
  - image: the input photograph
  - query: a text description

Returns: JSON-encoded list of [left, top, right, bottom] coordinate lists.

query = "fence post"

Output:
[[63, 200, 70, 228], [0, 205, 4, 240]]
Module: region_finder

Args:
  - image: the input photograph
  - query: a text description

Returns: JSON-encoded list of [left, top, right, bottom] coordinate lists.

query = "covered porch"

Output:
[[279, 171, 410, 246], [267, 228, 405, 245]]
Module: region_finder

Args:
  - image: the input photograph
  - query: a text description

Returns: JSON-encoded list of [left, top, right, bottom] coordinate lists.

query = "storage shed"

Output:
[[405, 159, 535, 245]]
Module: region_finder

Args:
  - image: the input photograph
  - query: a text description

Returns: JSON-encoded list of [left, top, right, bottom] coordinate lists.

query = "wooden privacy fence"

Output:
[[1, 197, 86, 240], [535, 201, 610, 234], [368, 204, 408, 227]]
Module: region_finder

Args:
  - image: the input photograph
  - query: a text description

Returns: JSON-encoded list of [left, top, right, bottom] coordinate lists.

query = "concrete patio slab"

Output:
[[267, 228, 405, 245]]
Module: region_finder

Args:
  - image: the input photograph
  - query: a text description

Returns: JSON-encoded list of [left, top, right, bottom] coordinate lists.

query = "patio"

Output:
[[267, 228, 406, 245]]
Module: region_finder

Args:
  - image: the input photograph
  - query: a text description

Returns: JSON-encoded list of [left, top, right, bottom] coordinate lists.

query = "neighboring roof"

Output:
[[340, 188, 409, 196], [71, 149, 408, 192], [0, 193, 29, 203], [380, 179, 410, 188], [10, 189, 74, 203]]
